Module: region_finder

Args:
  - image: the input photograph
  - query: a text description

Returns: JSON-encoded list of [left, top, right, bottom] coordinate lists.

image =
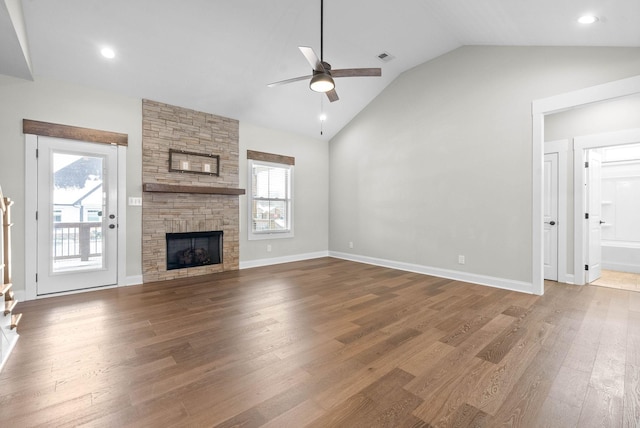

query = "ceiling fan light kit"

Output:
[[268, 0, 381, 102], [310, 72, 335, 92]]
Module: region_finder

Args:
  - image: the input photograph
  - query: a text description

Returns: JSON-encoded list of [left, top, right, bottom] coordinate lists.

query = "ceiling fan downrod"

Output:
[[320, 0, 324, 62], [266, 0, 381, 102]]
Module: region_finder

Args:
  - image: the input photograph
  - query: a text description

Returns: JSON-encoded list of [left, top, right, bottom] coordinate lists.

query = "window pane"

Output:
[[252, 199, 288, 232], [87, 210, 101, 222], [249, 160, 292, 236], [252, 164, 289, 199], [268, 167, 288, 199], [268, 200, 287, 230], [252, 200, 271, 232], [253, 165, 270, 198]]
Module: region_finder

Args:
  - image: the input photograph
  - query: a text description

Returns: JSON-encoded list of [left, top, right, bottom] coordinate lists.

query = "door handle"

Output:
[[599, 220, 606, 225], [545, 221, 556, 226], [109, 224, 116, 229]]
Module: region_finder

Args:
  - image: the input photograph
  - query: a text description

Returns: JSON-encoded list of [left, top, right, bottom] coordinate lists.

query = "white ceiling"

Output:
[[2, 0, 640, 139]]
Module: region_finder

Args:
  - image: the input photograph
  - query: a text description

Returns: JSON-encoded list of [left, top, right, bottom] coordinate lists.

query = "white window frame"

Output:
[[86, 209, 101, 222], [247, 159, 294, 240]]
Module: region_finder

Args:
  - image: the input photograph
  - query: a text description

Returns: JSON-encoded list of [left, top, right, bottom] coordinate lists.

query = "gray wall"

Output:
[[0, 75, 143, 295], [3, 46, 640, 297], [329, 46, 640, 285], [546, 94, 640, 141], [0, 76, 329, 297], [239, 122, 329, 263]]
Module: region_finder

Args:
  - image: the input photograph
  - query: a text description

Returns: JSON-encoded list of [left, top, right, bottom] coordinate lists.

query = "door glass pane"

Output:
[[51, 152, 106, 273]]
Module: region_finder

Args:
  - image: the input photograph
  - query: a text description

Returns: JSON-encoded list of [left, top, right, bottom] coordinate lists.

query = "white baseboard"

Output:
[[564, 274, 575, 285], [602, 262, 640, 274], [125, 275, 144, 286], [14, 290, 26, 303], [240, 251, 330, 270], [329, 251, 535, 294], [0, 330, 19, 373]]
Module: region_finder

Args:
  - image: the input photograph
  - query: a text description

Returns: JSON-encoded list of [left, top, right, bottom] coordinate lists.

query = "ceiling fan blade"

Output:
[[267, 75, 313, 87], [299, 46, 325, 71], [331, 68, 382, 78], [326, 89, 339, 102]]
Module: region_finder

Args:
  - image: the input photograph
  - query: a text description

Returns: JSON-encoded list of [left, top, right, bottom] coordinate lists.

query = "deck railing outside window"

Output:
[[53, 222, 102, 261]]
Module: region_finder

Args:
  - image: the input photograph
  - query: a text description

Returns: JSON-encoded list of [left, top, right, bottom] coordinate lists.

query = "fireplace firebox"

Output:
[[166, 231, 223, 270]]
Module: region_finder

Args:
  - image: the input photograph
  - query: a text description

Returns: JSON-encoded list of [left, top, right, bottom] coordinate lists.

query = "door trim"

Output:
[[544, 140, 569, 283], [24, 134, 127, 300], [532, 74, 640, 295], [23, 119, 128, 146], [572, 128, 640, 285]]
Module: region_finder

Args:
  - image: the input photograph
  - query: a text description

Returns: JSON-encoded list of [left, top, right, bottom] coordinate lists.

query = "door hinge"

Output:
[[36, 148, 39, 158], [585, 161, 589, 168], [35, 211, 38, 220], [584, 264, 589, 271], [35, 273, 38, 282], [585, 213, 589, 219]]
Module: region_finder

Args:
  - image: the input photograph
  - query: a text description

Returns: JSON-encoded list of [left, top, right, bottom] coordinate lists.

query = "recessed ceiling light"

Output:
[[319, 113, 327, 122], [101, 47, 115, 59], [578, 15, 599, 24]]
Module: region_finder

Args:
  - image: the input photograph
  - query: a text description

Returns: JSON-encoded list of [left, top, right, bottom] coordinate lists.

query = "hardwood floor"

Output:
[[1, 258, 639, 427]]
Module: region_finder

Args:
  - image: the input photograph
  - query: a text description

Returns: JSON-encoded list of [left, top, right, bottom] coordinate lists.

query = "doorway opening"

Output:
[[533, 76, 640, 295], [574, 130, 640, 287], [583, 142, 640, 291], [24, 121, 128, 300]]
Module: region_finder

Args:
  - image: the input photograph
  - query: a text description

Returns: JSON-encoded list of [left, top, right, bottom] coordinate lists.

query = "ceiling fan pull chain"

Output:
[[320, 96, 324, 135]]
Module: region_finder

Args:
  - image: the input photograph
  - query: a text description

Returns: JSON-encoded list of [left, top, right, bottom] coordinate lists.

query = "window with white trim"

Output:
[[87, 209, 101, 222], [248, 155, 294, 240]]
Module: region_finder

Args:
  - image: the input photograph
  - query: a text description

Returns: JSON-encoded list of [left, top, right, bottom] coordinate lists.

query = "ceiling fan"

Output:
[[267, 0, 382, 102]]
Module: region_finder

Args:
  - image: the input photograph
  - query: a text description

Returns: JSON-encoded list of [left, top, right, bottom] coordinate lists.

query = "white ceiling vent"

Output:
[[377, 51, 395, 63]]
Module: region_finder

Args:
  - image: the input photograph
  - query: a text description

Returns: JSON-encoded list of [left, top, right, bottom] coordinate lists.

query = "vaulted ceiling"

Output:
[[2, 0, 639, 139]]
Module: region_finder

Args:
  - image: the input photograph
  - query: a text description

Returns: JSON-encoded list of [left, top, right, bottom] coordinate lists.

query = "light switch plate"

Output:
[[128, 197, 142, 206]]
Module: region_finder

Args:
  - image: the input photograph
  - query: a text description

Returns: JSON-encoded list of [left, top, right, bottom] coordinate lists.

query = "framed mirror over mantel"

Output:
[[169, 149, 220, 176]]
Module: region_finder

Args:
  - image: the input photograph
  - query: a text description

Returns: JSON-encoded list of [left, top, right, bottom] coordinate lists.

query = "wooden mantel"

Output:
[[143, 183, 245, 195]]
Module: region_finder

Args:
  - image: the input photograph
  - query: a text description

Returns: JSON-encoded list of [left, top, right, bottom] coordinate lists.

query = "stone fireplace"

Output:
[[141, 100, 242, 282]]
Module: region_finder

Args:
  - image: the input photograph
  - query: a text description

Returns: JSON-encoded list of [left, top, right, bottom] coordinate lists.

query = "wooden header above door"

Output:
[[23, 119, 128, 146]]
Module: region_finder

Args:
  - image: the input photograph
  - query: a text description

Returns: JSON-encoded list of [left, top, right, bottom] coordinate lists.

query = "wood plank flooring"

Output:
[[1, 257, 639, 427]]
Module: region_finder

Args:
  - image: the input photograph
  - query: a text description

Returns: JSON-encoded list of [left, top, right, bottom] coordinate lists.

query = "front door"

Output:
[[36, 137, 118, 295], [544, 153, 558, 281], [586, 149, 603, 283]]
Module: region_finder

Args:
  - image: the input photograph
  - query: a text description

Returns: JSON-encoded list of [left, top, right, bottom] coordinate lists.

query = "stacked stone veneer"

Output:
[[142, 99, 240, 282]]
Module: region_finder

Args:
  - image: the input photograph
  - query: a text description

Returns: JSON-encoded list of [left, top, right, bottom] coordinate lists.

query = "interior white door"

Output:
[[586, 149, 603, 283], [543, 153, 559, 281], [36, 137, 118, 295]]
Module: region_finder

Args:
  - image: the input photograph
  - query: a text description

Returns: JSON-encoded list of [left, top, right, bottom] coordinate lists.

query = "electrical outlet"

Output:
[[458, 255, 465, 265], [267, 244, 272, 252], [348, 241, 354, 249]]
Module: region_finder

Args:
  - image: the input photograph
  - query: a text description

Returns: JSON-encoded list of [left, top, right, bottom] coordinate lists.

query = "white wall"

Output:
[[601, 145, 640, 273], [601, 145, 640, 245], [239, 122, 329, 266], [329, 46, 640, 290]]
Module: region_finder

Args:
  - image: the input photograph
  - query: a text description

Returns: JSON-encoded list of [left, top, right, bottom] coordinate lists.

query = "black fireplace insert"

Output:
[[166, 231, 222, 270]]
